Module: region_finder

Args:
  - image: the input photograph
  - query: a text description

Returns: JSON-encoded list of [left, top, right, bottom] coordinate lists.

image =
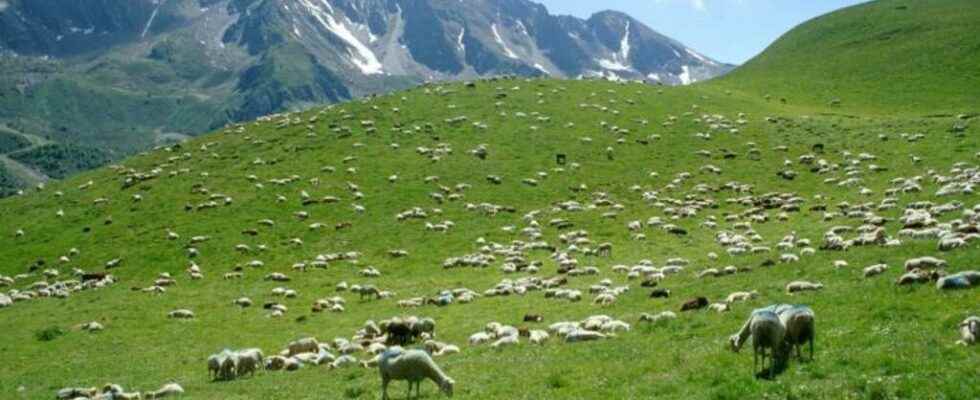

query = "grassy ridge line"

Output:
[[714, 0, 980, 115]]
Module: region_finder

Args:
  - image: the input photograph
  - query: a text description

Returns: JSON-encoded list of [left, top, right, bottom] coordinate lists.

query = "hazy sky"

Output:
[[536, 0, 869, 65]]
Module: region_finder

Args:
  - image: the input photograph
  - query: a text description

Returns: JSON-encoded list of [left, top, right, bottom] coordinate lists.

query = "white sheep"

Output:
[[491, 335, 519, 349], [468, 332, 491, 345], [288, 337, 319, 356], [863, 264, 889, 278], [379, 348, 454, 400], [168, 309, 195, 319], [956, 316, 978, 346], [725, 291, 759, 304], [144, 383, 184, 399], [729, 310, 785, 379], [564, 329, 609, 343], [785, 281, 824, 294], [779, 306, 816, 360], [529, 330, 550, 345], [639, 311, 676, 324], [237, 348, 263, 377], [904, 256, 947, 271]]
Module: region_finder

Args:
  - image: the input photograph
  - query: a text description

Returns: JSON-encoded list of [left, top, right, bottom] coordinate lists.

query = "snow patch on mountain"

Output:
[[457, 27, 465, 52], [678, 65, 695, 85], [620, 21, 631, 62], [298, 0, 383, 75], [492, 24, 518, 59]]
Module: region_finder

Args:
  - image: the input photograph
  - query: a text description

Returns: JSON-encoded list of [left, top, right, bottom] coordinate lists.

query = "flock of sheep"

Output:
[[1, 76, 977, 399]]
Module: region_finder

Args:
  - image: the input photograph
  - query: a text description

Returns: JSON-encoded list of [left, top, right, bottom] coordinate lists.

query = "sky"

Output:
[[536, 0, 869, 65]]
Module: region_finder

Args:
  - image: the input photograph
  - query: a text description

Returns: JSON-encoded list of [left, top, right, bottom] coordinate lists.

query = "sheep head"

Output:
[[440, 378, 455, 397], [728, 334, 744, 353]]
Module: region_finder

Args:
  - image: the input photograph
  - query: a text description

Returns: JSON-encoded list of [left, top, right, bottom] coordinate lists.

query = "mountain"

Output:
[[0, 0, 732, 197], [716, 0, 980, 114]]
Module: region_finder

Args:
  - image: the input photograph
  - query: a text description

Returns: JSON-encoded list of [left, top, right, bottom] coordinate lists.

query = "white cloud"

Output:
[[0, 1, 9, 12]]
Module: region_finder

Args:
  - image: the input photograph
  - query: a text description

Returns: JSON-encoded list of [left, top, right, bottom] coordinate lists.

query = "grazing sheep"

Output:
[[778, 306, 816, 361], [681, 297, 709, 311], [936, 271, 980, 290], [863, 264, 889, 278], [523, 314, 544, 322], [57, 387, 97, 399], [785, 281, 824, 294], [218, 352, 239, 381], [144, 383, 184, 399], [288, 338, 320, 356], [639, 311, 677, 324], [726, 291, 759, 304], [237, 348, 263, 377], [168, 309, 195, 319], [564, 329, 609, 343], [468, 332, 491, 345], [649, 288, 671, 298], [492, 335, 519, 348], [379, 348, 454, 400], [729, 310, 785, 379], [904, 257, 947, 271], [708, 303, 731, 313], [207, 354, 222, 380], [529, 330, 550, 345], [956, 316, 979, 346]]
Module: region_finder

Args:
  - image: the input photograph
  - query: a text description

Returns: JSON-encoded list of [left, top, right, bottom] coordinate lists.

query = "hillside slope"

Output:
[[0, 79, 977, 399], [716, 0, 980, 114], [0, 0, 733, 197]]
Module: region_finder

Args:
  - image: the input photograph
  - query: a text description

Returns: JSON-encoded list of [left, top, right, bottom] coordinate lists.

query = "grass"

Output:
[[713, 0, 980, 115], [0, 78, 976, 399]]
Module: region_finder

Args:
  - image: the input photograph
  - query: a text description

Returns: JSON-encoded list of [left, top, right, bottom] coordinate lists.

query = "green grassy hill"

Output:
[[0, 1, 978, 399], [715, 0, 980, 115]]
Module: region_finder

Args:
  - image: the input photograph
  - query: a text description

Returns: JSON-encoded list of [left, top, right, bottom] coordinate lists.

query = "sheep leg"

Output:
[[810, 325, 816, 361]]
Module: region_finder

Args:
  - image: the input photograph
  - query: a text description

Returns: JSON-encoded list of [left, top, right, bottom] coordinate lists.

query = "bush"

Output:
[[35, 326, 66, 342]]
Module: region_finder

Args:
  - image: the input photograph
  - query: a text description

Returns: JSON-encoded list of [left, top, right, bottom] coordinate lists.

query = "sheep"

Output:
[[785, 281, 824, 294], [936, 271, 980, 289], [237, 348, 264, 377], [80, 321, 104, 332], [144, 383, 184, 399], [956, 316, 978, 346], [207, 354, 222, 379], [233, 297, 253, 308], [708, 303, 731, 313], [468, 332, 492, 345], [379, 348, 454, 400], [681, 297, 709, 311], [168, 309, 195, 319], [904, 256, 947, 271], [218, 351, 239, 381], [491, 334, 520, 349], [863, 264, 889, 278], [778, 306, 815, 361], [564, 329, 609, 343], [639, 311, 676, 324], [57, 387, 97, 399], [726, 291, 759, 304], [288, 337, 320, 356], [529, 330, 550, 345], [729, 310, 785, 379]]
